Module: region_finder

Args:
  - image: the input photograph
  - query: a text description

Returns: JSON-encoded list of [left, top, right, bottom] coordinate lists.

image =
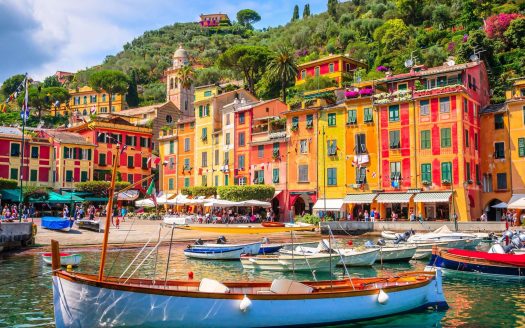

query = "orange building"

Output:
[[296, 55, 367, 88], [57, 86, 127, 117]]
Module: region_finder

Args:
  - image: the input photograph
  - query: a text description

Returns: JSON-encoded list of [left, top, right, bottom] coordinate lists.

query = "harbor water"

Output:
[[1, 241, 524, 327]]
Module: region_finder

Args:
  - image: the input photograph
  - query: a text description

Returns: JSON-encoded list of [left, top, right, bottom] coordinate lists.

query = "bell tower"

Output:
[[166, 44, 194, 115]]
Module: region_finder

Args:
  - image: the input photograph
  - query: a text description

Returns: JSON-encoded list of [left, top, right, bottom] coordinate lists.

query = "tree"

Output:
[[432, 5, 452, 30], [423, 45, 448, 68], [1, 74, 25, 98], [236, 9, 261, 28], [327, 0, 338, 18], [126, 69, 139, 108], [23, 86, 70, 120], [88, 70, 129, 117], [303, 4, 310, 18], [42, 75, 61, 88], [217, 45, 271, 94], [395, 0, 425, 25], [484, 13, 524, 40], [504, 18, 525, 49], [292, 5, 299, 22], [373, 19, 410, 53], [177, 65, 195, 89], [267, 46, 298, 103]]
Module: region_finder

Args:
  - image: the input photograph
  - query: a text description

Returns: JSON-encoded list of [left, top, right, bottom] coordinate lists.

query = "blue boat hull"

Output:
[[41, 217, 72, 231], [258, 245, 282, 254], [429, 254, 525, 277]]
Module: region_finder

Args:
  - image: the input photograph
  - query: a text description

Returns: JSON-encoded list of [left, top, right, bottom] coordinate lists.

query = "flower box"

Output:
[[345, 90, 359, 98], [441, 179, 451, 185], [359, 88, 374, 96]]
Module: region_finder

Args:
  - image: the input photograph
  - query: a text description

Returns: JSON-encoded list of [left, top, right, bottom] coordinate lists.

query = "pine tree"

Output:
[[292, 5, 299, 21], [126, 69, 139, 108], [303, 4, 310, 18], [327, 0, 338, 18]]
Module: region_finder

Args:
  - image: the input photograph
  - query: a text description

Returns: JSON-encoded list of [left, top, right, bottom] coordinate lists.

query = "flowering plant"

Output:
[[376, 65, 389, 72], [484, 13, 523, 39], [345, 90, 359, 98], [359, 88, 374, 96]]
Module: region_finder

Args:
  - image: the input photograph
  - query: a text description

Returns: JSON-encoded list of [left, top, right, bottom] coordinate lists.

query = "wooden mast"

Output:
[[98, 145, 120, 281]]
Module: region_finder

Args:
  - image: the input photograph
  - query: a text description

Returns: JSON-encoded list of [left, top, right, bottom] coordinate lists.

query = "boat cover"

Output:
[[447, 249, 525, 267], [41, 217, 72, 230]]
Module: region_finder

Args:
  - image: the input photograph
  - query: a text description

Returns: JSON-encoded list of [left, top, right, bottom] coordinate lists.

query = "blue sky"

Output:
[[0, 0, 327, 83]]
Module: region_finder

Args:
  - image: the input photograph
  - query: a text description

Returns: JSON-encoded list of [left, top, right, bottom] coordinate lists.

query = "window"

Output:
[[238, 132, 245, 147], [327, 140, 337, 155], [364, 107, 373, 122], [224, 174, 229, 186], [421, 164, 431, 183], [202, 152, 208, 167], [30, 169, 37, 181], [441, 162, 452, 182], [81, 171, 88, 182], [465, 130, 469, 148], [102, 94, 106, 102], [439, 97, 450, 113], [99, 153, 106, 166], [184, 138, 190, 152], [201, 175, 207, 187], [298, 165, 308, 182], [466, 162, 471, 181], [81, 149, 91, 161], [327, 168, 337, 186], [420, 100, 430, 116], [201, 128, 207, 141], [347, 110, 357, 124], [272, 142, 280, 157], [83, 96, 87, 104], [390, 162, 401, 180], [258, 145, 264, 158], [495, 114, 504, 129], [398, 83, 407, 91], [239, 112, 245, 124], [237, 177, 246, 186], [255, 170, 264, 184], [291, 117, 299, 129], [204, 90, 212, 97], [140, 137, 149, 148], [125, 135, 136, 146], [10, 143, 20, 156], [166, 115, 173, 124], [420, 130, 431, 149], [306, 114, 313, 128], [519, 138, 525, 157], [300, 139, 308, 154], [97, 133, 106, 143], [327, 113, 336, 126], [356, 167, 366, 184], [441, 128, 451, 148], [223, 151, 229, 165], [127, 174, 134, 184], [389, 130, 400, 149], [272, 168, 279, 183], [497, 173, 507, 190], [225, 133, 230, 145], [329, 63, 334, 73], [475, 164, 480, 183], [483, 174, 493, 192], [226, 113, 230, 126], [314, 66, 320, 76], [464, 98, 468, 113], [494, 142, 505, 159], [169, 140, 175, 154], [10, 168, 18, 180], [301, 70, 306, 79], [474, 133, 478, 150], [142, 157, 148, 169], [183, 158, 190, 170], [63, 147, 72, 159], [214, 149, 219, 165], [31, 146, 39, 158], [184, 177, 190, 188], [168, 178, 174, 190], [238, 155, 245, 170], [389, 105, 399, 122], [169, 78, 174, 89], [66, 170, 73, 182], [127, 156, 134, 168], [355, 134, 366, 154]]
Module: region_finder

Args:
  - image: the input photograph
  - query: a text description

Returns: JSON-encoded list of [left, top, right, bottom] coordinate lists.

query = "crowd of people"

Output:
[[1, 204, 35, 222], [165, 207, 277, 224]]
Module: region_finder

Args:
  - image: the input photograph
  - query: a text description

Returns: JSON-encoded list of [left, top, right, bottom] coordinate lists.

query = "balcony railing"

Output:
[[373, 89, 412, 104]]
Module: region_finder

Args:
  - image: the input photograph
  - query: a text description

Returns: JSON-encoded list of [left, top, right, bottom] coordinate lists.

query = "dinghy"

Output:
[[184, 247, 244, 260], [240, 252, 339, 271], [407, 225, 481, 249], [42, 252, 82, 266], [261, 221, 285, 228], [41, 217, 72, 232], [191, 237, 262, 255]]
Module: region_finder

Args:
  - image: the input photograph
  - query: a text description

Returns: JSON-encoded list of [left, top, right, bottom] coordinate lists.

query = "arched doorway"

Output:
[[271, 198, 280, 221], [352, 204, 371, 220], [486, 199, 504, 221], [294, 197, 306, 216]]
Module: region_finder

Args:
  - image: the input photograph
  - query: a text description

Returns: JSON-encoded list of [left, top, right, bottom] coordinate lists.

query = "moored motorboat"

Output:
[[184, 247, 244, 260], [258, 244, 283, 254], [374, 245, 418, 262], [42, 252, 82, 266], [407, 225, 481, 249], [241, 252, 339, 271], [191, 237, 262, 255], [75, 219, 101, 232], [261, 221, 285, 228], [41, 217, 72, 232], [381, 231, 399, 240]]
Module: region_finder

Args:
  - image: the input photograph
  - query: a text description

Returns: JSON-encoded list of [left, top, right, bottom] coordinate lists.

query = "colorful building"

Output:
[[296, 55, 367, 88], [0, 127, 55, 188], [67, 116, 153, 188], [57, 86, 126, 117], [199, 13, 230, 27], [42, 130, 95, 189], [165, 45, 194, 116]]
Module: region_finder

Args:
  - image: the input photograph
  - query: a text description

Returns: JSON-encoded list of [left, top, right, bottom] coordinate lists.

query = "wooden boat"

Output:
[[177, 222, 315, 234], [281, 243, 380, 267], [258, 244, 283, 254], [42, 252, 82, 266], [41, 217, 72, 232], [407, 225, 481, 249], [374, 245, 418, 262], [192, 241, 261, 255], [184, 247, 244, 260], [428, 247, 525, 278], [75, 219, 101, 232], [261, 221, 285, 228], [241, 253, 339, 272]]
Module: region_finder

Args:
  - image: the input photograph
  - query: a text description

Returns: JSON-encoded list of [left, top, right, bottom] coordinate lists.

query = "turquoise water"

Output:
[[1, 241, 524, 327]]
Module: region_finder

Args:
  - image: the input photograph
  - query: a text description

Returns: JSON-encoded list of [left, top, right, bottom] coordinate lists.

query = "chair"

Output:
[[269, 279, 313, 294]]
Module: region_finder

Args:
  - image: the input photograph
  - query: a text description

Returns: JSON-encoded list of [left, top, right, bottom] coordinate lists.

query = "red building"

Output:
[[199, 14, 230, 27]]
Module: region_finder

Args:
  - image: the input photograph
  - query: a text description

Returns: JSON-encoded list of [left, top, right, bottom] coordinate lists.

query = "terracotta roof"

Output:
[[381, 62, 482, 83], [178, 116, 196, 124], [480, 103, 505, 115], [0, 127, 22, 137], [115, 101, 179, 117], [44, 130, 94, 146]]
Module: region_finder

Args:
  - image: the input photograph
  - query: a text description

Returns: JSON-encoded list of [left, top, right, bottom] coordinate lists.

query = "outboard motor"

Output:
[[511, 236, 522, 249], [488, 243, 505, 254], [217, 236, 227, 244], [499, 230, 514, 244], [518, 233, 525, 243], [503, 244, 516, 253], [194, 238, 204, 245], [377, 239, 386, 247], [365, 240, 375, 248], [262, 237, 270, 244]]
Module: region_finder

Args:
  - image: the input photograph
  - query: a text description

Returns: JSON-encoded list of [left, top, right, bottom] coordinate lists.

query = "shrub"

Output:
[[296, 214, 320, 225], [217, 185, 275, 201], [181, 186, 217, 197], [0, 178, 18, 190], [23, 186, 49, 202], [75, 181, 131, 195]]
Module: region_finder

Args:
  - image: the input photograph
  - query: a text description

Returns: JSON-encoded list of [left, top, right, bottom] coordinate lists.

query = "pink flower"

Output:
[[359, 88, 373, 96], [345, 90, 359, 98], [376, 65, 389, 72], [484, 13, 524, 39]]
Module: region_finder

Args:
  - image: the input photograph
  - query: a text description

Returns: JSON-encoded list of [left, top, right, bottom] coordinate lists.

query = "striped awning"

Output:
[[343, 193, 377, 204], [375, 193, 414, 203], [312, 199, 344, 211], [413, 192, 452, 203], [508, 194, 525, 209]]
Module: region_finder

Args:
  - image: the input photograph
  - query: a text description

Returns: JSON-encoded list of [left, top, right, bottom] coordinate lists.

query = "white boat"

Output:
[[184, 247, 244, 260], [373, 245, 418, 262], [42, 252, 82, 266], [381, 231, 399, 240], [407, 225, 481, 249], [410, 242, 449, 260], [241, 252, 338, 271], [192, 241, 261, 255]]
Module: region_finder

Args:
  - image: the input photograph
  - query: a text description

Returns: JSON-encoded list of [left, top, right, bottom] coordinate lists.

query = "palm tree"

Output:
[[177, 65, 195, 89], [267, 46, 298, 103]]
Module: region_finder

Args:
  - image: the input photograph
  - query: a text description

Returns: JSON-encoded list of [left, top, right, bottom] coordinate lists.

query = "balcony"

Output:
[[413, 82, 464, 99], [373, 89, 412, 104]]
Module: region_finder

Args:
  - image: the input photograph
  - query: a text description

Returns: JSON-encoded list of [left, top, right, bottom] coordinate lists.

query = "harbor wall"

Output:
[[321, 221, 508, 235], [0, 223, 34, 251]]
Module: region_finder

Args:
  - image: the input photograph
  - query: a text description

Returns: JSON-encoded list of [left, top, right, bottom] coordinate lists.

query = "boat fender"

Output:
[[347, 240, 353, 246], [66, 265, 73, 272], [32, 224, 37, 237], [188, 271, 194, 280], [187, 245, 192, 249], [377, 289, 389, 305], [239, 295, 252, 312]]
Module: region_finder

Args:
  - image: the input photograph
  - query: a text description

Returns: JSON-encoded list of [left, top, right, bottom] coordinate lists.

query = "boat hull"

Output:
[[52, 271, 447, 328], [42, 254, 82, 266], [184, 248, 244, 260], [259, 244, 283, 254], [375, 246, 418, 262], [338, 249, 379, 266], [241, 254, 338, 272], [194, 242, 262, 255]]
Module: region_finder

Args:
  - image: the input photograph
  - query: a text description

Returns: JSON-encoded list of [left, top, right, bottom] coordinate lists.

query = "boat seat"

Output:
[[269, 279, 313, 294], [198, 278, 230, 293]]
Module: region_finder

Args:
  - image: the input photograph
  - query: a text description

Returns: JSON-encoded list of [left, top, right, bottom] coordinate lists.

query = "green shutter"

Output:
[[273, 168, 279, 183], [519, 138, 525, 157], [199, 105, 203, 117], [441, 162, 452, 182], [421, 164, 431, 182], [421, 130, 431, 149], [441, 128, 451, 148]]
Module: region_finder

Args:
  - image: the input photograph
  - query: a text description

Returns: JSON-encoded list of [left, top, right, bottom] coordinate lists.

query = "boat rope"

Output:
[[327, 225, 355, 290], [163, 226, 176, 288], [106, 214, 140, 278], [152, 223, 162, 284], [118, 235, 154, 280]]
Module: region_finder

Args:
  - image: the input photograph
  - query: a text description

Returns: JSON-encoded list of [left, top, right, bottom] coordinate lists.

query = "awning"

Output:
[[491, 202, 508, 209], [312, 199, 344, 211], [413, 192, 452, 203], [508, 194, 525, 209], [117, 190, 140, 201], [273, 190, 282, 199], [46, 192, 73, 204], [375, 193, 414, 203], [204, 199, 242, 207], [60, 192, 85, 202], [240, 200, 272, 207], [343, 193, 377, 204], [0, 189, 21, 202]]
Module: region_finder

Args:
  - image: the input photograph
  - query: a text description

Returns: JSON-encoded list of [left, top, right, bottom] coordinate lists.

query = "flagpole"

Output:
[[19, 74, 28, 218]]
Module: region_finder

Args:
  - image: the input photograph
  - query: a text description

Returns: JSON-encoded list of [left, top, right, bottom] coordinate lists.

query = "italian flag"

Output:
[[146, 180, 157, 206]]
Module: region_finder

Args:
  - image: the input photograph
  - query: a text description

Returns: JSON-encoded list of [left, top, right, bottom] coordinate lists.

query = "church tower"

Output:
[[166, 44, 194, 115]]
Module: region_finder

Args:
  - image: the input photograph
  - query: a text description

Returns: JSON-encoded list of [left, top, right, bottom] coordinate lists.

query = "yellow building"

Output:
[[295, 55, 367, 88], [56, 86, 126, 117]]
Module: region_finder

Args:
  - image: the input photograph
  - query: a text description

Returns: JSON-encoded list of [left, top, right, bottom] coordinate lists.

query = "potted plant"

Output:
[[422, 180, 432, 186], [442, 179, 451, 185], [345, 90, 359, 98], [359, 88, 374, 97]]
